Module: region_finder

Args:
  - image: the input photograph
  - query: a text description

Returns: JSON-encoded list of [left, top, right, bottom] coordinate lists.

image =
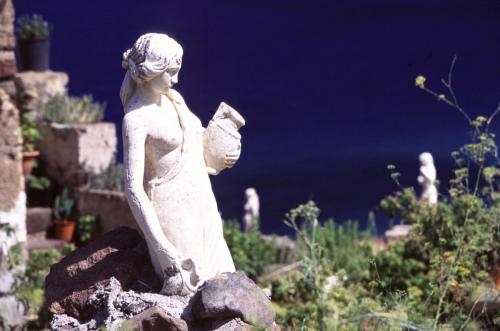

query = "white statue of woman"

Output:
[[243, 187, 259, 232], [120, 33, 240, 295], [417, 152, 438, 205]]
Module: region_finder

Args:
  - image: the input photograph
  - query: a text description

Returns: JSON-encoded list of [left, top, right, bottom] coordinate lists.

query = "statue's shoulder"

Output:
[[169, 89, 186, 105], [123, 105, 149, 128]]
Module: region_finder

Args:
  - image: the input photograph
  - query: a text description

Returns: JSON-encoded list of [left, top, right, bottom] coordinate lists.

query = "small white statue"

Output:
[[417, 152, 438, 205], [120, 33, 242, 295], [242, 187, 260, 232]]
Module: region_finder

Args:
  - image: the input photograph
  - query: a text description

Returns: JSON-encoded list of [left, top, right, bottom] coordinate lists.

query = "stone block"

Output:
[[14, 70, 68, 113], [45, 227, 160, 320], [37, 122, 117, 188], [0, 50, 14, 78], [27, 207, 52, 234], [27, 238, 67, 253], [0, 0, 15, 50], [75, 188, 139, 233]]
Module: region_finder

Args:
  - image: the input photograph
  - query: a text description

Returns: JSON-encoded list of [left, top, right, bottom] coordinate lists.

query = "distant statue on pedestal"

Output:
[[121, 33, 245, 295], [418, 152, 438, 205], [243, 188, 259, 232]]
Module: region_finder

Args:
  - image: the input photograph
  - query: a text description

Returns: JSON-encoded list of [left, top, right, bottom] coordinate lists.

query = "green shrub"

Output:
[[15, 14, 49, 41], [39, 94, 105, 124], [15, 248, 62, 315], [20, 112, 42, 152], [78, 215, 97, 243], [88, 163, 124, 192], [223, 219, 276, 280]]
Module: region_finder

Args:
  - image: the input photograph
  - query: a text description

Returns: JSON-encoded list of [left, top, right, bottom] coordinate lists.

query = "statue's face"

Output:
[[149, 65, 181, 94]]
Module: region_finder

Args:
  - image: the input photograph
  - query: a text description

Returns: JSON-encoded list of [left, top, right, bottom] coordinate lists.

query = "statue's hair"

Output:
[[120, 33, 183, 109]]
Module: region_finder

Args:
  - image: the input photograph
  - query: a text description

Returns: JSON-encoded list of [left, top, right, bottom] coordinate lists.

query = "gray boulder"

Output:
[[192, 271, 275, 328]]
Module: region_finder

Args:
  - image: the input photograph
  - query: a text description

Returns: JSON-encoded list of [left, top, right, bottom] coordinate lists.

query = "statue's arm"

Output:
[[420, 166, 436, 182], [122, 113, 181, 262]]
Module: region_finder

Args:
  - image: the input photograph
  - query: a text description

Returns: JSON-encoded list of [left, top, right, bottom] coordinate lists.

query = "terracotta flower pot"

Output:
[[22, 150, 40, 176], [54, 219, 76, 242]]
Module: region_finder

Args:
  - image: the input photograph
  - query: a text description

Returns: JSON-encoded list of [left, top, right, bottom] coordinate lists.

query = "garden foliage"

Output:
[[224, 58, 500, 330]]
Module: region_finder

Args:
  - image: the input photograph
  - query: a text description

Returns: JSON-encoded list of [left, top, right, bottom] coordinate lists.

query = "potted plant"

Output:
[[15, 14, 51, 71], [77, 214, 97, 246], [20, 112, 41, 176], [53, 188, 76, 242]]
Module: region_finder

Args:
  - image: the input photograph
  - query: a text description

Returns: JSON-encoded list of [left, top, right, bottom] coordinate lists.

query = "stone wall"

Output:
[[14, 70, 68, 115], [0, 0, 24, 243], [0, 0, 27, 327]]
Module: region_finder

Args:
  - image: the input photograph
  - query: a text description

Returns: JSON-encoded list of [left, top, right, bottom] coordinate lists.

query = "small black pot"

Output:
[[17, 38, 50, 71]]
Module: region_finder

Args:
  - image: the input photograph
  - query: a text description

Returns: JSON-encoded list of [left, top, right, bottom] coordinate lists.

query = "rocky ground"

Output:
[[45, 227, 277, 331]]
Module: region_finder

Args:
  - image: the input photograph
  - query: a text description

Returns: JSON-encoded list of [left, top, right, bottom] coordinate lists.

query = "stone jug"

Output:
[[203, 102, 245, 175]]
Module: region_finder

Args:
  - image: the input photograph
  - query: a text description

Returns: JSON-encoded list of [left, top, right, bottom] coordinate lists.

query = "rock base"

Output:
[[50, 278, 262, 331], [46, 228, 276, 330]]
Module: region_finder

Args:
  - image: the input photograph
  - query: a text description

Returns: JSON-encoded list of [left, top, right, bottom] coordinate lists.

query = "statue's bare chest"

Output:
[[146, 106, 183, 151]]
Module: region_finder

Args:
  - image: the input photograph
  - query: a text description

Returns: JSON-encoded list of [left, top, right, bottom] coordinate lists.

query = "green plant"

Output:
[[14, 248, 62, 321], [27, 175, 51, 190], [7, 243, 22, 270], [39, 94, 105, 124], [89, 163, 124, 192], [15, 14, 50, 41], [223, 218, 276, 280], [78, 215, 97, 243], [62, 243, 76, 255], [53, 188, 74, 220], [21, 112, 41, 152], [372, 57, 500, 329], [14, 249, 60, 310]]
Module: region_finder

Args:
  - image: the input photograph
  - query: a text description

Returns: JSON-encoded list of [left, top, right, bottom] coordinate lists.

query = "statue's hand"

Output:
[[159, 255, 203, 296], [224, 147, 241, 168]]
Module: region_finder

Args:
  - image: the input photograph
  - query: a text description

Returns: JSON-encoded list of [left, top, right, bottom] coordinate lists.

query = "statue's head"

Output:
[[419, 152, 434, 166], [245, 188, 257, 198], [120, 33, 183, 106]]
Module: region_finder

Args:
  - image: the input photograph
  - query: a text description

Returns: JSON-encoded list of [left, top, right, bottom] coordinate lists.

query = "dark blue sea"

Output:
[[15, 0, 500, 235]]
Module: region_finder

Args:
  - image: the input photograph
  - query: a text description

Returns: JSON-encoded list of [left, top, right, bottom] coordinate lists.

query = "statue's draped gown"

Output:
[[143, 91, 235, 280]]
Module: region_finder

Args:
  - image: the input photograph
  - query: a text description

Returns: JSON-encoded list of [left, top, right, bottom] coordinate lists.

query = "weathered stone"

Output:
[[121, 306, 189, 331], [190, 318, 252, 331], [27, 207, 53, 234], [0, 50, 15, 78], [14, 70, 68, 113], [75, 188, 139, 233], [385, 224, 412, 242], [27, 237, 67, 253], [192, 272, 275, 328], [50, 277, 191, 331], [50, 277, 261, 331], [0, 87, 26, 253], [0, 79, 15, 100], [45, 227, 160, 320], [0, 295, 25, 328], [37, 122, 117, 188], [0, 0, 15, 50], [0, 88, 22, 211]]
